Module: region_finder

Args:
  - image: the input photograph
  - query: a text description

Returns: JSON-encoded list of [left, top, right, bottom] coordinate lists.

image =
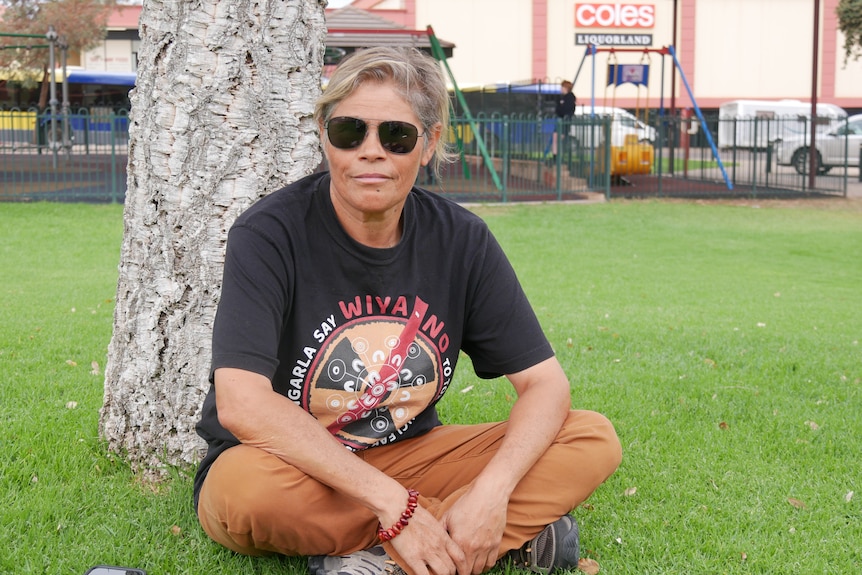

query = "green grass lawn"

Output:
[[1, 199, 860, 574]]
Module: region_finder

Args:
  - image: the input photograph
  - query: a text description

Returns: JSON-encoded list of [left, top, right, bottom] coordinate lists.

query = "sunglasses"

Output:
[[325, 116, 424, 154]]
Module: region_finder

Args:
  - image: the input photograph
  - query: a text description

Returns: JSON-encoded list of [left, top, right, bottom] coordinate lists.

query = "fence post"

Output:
[[765, 120, 772, 190], [751, 118, 758, 197], [501, 118, 509, 203], [801, 117, 809, 192], [603, 117, 611, 201], [731, 117, 737, 185], [84, 110, 90, 154], [658, 115, 666, 197], [111, 111, 118, 203], [556, 118, 563, 201]]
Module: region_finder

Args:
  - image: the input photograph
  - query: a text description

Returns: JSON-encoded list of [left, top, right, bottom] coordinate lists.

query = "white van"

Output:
[[570, 105, 656, 147], [718, 99, 847, 149]]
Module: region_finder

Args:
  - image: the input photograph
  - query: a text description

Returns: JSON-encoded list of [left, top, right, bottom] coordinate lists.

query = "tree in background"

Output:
[[99, 0, 327, 476], [0, 0, 116, 106], [837, 0, 862, 63]]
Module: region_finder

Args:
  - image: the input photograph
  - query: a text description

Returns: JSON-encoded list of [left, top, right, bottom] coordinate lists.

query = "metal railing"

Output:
[[435, 113, 852, 201], [0, 108, 128, 203], [1, 110, 854, 203], [652, 114, 852, 198], [434, 114, 611, 202]]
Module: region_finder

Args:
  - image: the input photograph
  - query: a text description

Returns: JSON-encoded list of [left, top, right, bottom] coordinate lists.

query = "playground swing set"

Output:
[[593, 48, 657, 181], [605, 48, 652, 122], [428, 25, 732, 192], [565, 44, 732, 189]]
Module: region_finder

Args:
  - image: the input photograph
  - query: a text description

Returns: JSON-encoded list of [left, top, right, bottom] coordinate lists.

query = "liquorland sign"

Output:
[[574, 3, 654, 46]]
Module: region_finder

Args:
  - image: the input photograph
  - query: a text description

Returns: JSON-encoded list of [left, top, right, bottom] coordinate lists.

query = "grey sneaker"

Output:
[[308, 546, 406, 575], [507, 515, 580, 574]]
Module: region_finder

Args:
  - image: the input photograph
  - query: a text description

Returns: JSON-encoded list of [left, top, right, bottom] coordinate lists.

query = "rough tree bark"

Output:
[[100, 0, 326, 475]]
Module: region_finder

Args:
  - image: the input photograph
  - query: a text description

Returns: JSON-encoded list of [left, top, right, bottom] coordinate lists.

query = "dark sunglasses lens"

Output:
[[379, 121, 419, 154], [327, 117, 367, 150], [327, 117, 419, 154]]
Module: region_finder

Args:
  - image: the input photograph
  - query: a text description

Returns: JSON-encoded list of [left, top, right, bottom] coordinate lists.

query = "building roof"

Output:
[[325, 7, 454, 58], [107, 5, 142, 29], [98, 5, 453, 59]]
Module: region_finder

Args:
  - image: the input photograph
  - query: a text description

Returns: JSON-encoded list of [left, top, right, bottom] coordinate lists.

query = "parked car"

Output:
[[774, 114, 862, 175], [718, 99, 846, 149], [570, 105, 656, 148]]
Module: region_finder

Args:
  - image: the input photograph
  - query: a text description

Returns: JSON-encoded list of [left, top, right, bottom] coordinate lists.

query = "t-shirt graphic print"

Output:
[[304, 296, 443, 450]]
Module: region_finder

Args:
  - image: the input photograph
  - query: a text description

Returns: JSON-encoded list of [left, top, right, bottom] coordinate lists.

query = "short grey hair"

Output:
[[315, 46, 452, 174]]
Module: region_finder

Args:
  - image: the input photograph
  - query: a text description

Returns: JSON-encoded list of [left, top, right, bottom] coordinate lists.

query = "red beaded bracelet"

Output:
[[377, 488, 419, 542]]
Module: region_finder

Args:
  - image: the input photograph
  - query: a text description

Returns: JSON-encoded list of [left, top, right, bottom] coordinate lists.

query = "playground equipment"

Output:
[[605, 50, 652, 125], [427, 26, 503, 191], [597, 133, 654, 179], [569, 46, 657, 182], [573, 44, 732, 190], [427, 27, 731, 193]]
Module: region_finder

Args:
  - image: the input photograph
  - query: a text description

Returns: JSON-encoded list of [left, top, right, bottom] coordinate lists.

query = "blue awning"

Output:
[[65, 70, 136, 86], [488, 82, 561, 94]]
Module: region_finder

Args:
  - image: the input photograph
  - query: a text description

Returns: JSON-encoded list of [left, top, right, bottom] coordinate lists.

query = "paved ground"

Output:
[[662, 178, 862, 213]]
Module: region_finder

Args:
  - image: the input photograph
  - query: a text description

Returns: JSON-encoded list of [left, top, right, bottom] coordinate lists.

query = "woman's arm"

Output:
[[214, 367, 469, 575], [439, 356, 571, 574]]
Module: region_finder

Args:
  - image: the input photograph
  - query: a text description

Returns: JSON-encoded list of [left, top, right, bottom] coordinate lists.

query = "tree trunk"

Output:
[[100, 0, 326, 475]]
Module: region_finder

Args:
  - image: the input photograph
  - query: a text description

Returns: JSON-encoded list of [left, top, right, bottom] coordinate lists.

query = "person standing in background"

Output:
[[555, 80, 576, 120], [553, 80, 576, 162]]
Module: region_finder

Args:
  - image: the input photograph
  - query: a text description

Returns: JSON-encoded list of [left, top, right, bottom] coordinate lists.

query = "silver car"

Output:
[[774, 114, 862, 175]]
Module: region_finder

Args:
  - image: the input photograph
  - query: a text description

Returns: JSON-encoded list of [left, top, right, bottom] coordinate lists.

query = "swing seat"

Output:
[[600, 134, 654, 176]]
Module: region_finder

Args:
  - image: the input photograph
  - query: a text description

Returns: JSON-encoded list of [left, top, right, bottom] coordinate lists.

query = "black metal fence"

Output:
[[0, 108, 128, 203], [655, 113, 854, 198], [436, 113, 854, 201], [1, 109, 855, 203]]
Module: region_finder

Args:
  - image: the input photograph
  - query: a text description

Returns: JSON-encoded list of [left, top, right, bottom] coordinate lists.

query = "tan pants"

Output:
[[197, 410, 621, 569]]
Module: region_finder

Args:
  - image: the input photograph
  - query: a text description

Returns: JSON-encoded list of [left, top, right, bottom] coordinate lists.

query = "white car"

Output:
[[570, 106, 656, 148], [774, 114, 862, 175]]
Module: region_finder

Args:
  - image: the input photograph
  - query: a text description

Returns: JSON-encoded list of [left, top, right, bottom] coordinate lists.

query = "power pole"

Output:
[[809, 0, 820, 189]]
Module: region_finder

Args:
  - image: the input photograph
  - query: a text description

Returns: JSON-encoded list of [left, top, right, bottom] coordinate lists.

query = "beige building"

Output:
[[415, 0, 862, 112], [86, 0, 862, 113]]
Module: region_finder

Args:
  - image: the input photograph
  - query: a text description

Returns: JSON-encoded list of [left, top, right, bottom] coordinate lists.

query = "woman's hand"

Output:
[[436, 358, 572, 575], [440, 484, 508, 575], [389, 506, 469, 575]]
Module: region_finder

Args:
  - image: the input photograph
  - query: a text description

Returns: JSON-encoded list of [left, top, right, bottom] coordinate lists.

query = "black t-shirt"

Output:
[[193, 172, 554, 505]]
